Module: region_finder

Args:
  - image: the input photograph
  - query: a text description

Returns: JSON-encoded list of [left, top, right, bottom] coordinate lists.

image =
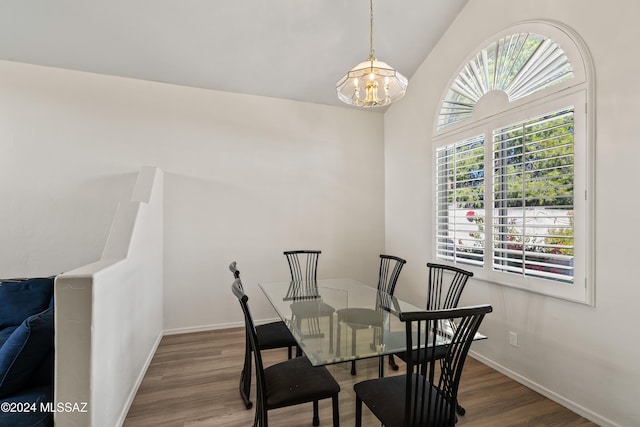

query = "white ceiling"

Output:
[[0, 0, 467, 109]]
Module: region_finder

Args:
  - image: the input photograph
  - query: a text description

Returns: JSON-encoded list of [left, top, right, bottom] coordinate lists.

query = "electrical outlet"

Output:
[[509, 331, 519, 347]]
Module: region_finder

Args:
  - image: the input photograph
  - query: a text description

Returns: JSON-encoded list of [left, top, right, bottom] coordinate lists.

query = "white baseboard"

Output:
[[163, 318, 280, 336], [116, 331, 164, 427], [163, 321, 242, 335], [469, 351, 617, 427]]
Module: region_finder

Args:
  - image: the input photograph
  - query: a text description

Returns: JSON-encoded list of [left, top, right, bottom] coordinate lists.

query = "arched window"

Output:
[[433, 22, 594, 304]]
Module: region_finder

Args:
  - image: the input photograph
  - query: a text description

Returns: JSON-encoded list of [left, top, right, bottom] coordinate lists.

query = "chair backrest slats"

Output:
[[377, 254, 407, 295], [426, 263, 473, 311], [400, 305, 492, 426], [284, 250, 321, 282]]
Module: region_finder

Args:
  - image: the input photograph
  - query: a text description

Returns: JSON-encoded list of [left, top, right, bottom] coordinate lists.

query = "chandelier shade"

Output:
[[336, 0, 407, 107], [336, 58, 408, 107]]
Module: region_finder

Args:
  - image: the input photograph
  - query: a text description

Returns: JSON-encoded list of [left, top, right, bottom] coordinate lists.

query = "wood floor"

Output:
[[124, 328, 597, 427]]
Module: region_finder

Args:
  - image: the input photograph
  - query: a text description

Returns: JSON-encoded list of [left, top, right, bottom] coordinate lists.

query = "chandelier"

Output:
[[336, 0, 408, 107]]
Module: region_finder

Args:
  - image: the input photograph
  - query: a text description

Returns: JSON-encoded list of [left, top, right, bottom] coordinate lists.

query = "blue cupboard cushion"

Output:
[[0, 326, 18, 348], [0, 308, 54, 398], [0, 384, 53, 427], [28, 349, 54, 388], [0, 278, 54, 328]]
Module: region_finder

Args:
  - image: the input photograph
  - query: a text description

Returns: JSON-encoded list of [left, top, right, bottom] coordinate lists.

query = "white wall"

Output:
[[384, 1, 640, 426], [0, 60, 386, 333]]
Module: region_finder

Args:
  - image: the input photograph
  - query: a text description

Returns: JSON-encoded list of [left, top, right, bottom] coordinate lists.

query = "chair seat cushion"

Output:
[[264, 356, 340, 409], [354, 373, 454, 427], [395, 344, 448, 364], [290, 300, 335, 317], [337, 308, 384, 329], [256, 321, 297, 350]]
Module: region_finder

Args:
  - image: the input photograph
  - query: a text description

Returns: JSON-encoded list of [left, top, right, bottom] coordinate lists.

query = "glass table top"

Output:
[[259, 278, 426, 367]]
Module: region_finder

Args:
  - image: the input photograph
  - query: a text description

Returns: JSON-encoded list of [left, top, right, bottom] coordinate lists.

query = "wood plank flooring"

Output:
[[124, 328, 598, 427]]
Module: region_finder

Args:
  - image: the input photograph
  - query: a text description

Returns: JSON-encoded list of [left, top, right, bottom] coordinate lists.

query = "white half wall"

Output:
[[54, 167, 163, 427], [383, 1, 640, 426]]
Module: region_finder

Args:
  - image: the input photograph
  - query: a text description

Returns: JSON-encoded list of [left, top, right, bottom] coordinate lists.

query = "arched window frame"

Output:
[[432, 21, 595, 305]]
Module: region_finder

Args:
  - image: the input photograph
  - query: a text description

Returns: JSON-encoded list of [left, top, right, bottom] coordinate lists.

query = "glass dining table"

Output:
[[260, 278, 431, 376]]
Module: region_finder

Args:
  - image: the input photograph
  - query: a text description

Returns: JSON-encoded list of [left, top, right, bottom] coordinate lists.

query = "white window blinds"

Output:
[[435, 135, 485, 266], [491, 107, 575, 283]]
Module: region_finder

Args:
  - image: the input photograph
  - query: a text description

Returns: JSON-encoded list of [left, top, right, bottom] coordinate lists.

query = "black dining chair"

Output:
[[284, 250, 321, 282], [284, 250, 336, 350], [232, 278, 341, 427], [394, 262, 474, 415], [354, 304, 492, 427], [336, 254, 406, 375], [423, 263, 473, 311], [229, 262, 300, 410]]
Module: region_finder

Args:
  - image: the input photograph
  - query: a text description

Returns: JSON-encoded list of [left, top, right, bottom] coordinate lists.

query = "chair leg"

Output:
[[335, 320, 341, 356], [457, 402, 466, 416], [312, 400, 320, 426], [254, 401, 265, 427], [351, 328, 357, 375], [240, 347, 253, 409], [296, 345, 302, 357], [329, 315, 334, 353], [388, 354, 399, 370], [355, 396, 362, 427], [287, 345, 292, 360], [332, 394, 340, 427]]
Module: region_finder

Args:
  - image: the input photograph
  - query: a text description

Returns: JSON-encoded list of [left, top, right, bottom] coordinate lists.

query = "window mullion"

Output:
[[520, 121, 527, 277]]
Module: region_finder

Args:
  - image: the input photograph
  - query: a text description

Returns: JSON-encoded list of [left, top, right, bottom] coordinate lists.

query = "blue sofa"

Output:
[[0, 277, 55, 427]]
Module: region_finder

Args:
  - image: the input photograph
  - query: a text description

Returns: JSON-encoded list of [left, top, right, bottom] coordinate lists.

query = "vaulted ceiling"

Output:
[[0, 0, 468, 108]]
